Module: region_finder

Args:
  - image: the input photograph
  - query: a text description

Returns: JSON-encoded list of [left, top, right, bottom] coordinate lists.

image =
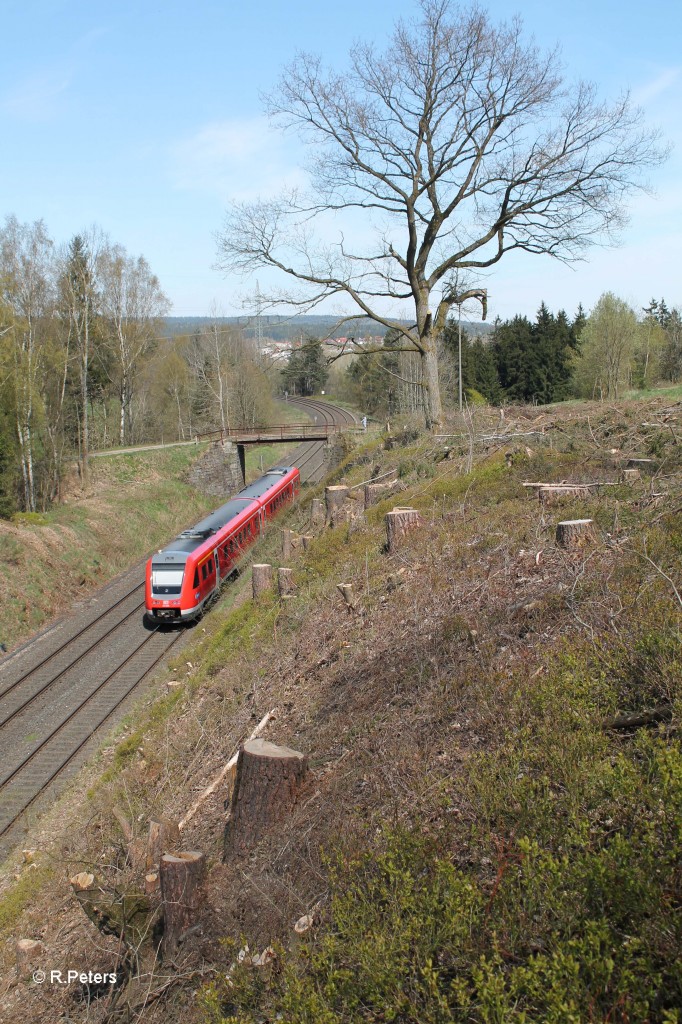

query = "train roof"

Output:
[[236, 468, 294, 499], [151, 467, 297, 565]]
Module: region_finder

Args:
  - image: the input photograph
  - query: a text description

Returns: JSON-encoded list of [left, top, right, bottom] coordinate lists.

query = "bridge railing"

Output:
[[195, 423, 342, 443]]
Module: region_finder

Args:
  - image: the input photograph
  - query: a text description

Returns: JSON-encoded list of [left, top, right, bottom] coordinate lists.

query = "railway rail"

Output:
[[283, 399, 357, 481], [0, 399, 355, 856]]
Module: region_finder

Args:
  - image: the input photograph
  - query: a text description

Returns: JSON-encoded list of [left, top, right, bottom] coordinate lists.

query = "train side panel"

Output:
[[146, 466, 301, 624]]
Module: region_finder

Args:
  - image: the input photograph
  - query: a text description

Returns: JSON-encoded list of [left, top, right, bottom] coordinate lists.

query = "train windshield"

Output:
[[151, 566, 184, 595]]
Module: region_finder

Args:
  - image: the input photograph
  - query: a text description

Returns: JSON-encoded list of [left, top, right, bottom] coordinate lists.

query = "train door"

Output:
[[214, 550, 220, 586]]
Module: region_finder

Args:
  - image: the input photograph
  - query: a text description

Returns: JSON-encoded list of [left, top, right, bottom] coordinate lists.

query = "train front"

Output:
[[145, 548, 191, 623]]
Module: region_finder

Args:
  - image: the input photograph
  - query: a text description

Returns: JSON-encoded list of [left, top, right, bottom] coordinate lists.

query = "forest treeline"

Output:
[[0, 216, 278, 516], [344, 295, 682, 418], [2, 217, 681, 518]]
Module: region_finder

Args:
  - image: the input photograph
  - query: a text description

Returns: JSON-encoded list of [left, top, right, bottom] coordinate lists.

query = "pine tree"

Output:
[[282, 336, 328, 396]]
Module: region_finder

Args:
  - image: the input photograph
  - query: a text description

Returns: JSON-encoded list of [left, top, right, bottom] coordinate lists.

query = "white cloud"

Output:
[[632, 67, 681, 107], [1, 70, 71, 121], [169, 118, 307, 202]]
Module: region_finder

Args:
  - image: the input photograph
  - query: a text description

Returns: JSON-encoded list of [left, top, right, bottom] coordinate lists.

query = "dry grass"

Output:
[[0, 397, 680, 1022]]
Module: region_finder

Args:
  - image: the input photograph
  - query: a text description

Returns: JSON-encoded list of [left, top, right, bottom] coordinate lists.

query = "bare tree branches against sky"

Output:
[[1, 0, 680, 318]]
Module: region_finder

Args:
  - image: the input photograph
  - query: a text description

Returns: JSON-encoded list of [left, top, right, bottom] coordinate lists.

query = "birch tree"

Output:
[[0, 216, 55, 510], [573, 293, 638, 400], [217, 0, 665, 427], [98, 246, 170, 445]]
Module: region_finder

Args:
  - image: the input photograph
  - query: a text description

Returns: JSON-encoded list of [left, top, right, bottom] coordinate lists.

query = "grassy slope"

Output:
[[0, 441, 299, 651], [0, 445, 219, 649], [0, 398, 680, 1024]]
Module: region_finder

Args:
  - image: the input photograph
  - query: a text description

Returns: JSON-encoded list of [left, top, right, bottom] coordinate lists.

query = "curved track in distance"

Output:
[[282, 398, 358, 482]]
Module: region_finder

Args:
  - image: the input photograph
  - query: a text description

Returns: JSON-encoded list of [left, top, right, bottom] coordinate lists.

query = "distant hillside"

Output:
[[163, 315, 493, 342]]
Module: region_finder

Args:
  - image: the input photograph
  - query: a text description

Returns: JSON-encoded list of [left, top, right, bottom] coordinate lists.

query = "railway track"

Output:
[[282, 398, 358, 481], [0, 399, 356, 856], [0, 561, 187, 854]]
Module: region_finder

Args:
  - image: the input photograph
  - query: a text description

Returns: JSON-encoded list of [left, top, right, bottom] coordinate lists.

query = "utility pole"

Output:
[[458, 302, 463, 414], [255, 280, 263, 349]]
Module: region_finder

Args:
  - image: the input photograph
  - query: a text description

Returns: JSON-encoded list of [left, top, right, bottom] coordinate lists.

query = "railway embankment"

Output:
[[1, 397, 681, 1023], [0, 446, 218, 651]]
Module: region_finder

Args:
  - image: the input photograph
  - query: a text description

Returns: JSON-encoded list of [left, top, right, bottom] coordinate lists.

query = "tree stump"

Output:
[[621, 468, 640, 483], [385, 508, 422, 553], [302, 534, 313, 550], [145, 872, 160, 895], [556, 519, 597, 550], [325, 485, 349, 526], [15, 939, 44, 976], [223, 739, 308, 860], [159, 851, 206, 957], [337, 583, 357, 612], [538, 485, 591, 505], [146, 817, 180, 871], [70, 871, 149, 949], [278, 567, 296, 598], [252, 563, 273, 600], [364, 479, 404, 508], [310, 498, 325, 527]]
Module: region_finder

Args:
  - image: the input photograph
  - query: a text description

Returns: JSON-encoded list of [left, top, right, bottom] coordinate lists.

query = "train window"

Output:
[[193, 569, 199, 588], [201, 564, 207, 580]]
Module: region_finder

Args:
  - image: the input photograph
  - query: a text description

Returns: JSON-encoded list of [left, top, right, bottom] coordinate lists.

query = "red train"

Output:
[[145, 466, 300, 624]]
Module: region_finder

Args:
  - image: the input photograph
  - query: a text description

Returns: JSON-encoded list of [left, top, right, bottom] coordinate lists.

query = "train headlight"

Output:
[[195, 592, 200, 600]]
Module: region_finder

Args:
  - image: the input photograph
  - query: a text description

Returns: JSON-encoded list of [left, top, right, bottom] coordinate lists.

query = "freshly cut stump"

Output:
[[556, 519, 597, 550], [159, 851, 206, 957], [223, 739, 308, 860], [252, 563, 273, 600], [325, 485, 349, 526], [539, 485, 591, 505], [278, 567, 296, 598], [146, 817, 180, 871], [385, 507, 422, 553], [364, 479, 403, 509], [15, 939, 44, 976]]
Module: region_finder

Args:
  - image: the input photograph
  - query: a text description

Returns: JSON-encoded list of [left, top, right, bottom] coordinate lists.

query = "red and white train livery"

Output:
[[145, 465, 300, 623]]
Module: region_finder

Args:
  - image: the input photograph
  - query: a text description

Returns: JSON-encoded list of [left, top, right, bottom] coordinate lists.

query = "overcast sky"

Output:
[[2, 0, 680, 325]]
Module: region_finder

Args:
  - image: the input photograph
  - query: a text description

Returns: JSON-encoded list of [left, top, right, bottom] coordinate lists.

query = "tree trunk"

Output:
[[555, 519, 597, 550], [325, 485, 349, 526], [278, 567, 295, 598], [15, 939, 44, 977], [420, 341, 442, 430], [252, 563, 273, 599], [539, 485, 591, 505], [146, 817, 181, 871], [364, 479, 404, 508], [223, 739, 308, 860], [386, 507, 423, 553], [159, 851, 206, 957]]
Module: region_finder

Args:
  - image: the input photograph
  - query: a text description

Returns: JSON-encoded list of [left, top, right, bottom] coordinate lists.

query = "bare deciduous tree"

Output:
[[0, 216, 55, 510], [98, 247, 170, 444], [216, 0, 665, 427]]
